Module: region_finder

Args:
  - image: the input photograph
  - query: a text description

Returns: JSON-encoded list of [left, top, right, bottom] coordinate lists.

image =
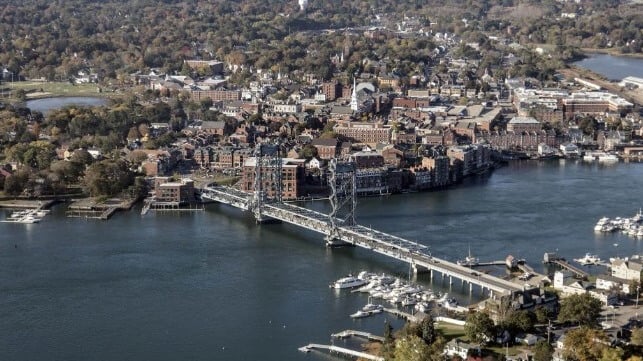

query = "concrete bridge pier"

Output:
[[412, 263, 430, 275], [325, 235, 353, 248]]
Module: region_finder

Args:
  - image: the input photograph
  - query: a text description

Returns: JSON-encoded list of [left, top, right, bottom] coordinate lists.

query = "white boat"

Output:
[[350, 310, 370, 318], [574, 253, 601, 266], [598, 153, 619, 162], [331, 276, 367, 289], [401, 297, 417, 307], [19, 216, 40, 224], [415, 302, 430, 313], [362, 303, 384, 313], [457, 247, 479, 267], [594, 217, 609, 231]]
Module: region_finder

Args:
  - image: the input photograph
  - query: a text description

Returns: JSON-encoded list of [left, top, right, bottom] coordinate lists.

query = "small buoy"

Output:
[[283, 325, 286, 328], [222, 346, 225, 350]]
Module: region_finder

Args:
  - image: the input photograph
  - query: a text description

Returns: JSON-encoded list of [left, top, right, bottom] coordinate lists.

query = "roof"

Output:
[[509, 116, 540, 124], [201, 121, 226, 129], [311, 138, 338, 147]]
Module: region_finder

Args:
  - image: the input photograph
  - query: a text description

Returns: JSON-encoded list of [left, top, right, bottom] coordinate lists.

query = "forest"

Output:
[[0, 0, 640, 84]]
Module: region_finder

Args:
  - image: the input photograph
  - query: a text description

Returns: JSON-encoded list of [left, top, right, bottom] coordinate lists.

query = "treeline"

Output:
[[0, 0, 639, 84]]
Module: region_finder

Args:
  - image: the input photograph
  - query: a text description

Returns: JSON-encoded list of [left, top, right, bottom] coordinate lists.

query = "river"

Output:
[[1, 160, 643, 361], [26, 97, 108, 114], [573, 53, 643, 81]]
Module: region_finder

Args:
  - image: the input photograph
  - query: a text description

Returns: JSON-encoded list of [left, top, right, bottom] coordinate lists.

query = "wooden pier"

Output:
[[298, 344, 384, 361], [331, 329, 384, 342], [543, 253, 589, 279], [383, 308, 426, 323]]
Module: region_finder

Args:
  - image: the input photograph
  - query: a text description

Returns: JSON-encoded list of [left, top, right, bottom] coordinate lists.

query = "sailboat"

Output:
[[457, 246, 479, 267]]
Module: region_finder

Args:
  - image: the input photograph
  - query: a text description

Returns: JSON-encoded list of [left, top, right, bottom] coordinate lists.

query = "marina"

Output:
[[594, 209, 643, 238], [1, 209, 49, 224]]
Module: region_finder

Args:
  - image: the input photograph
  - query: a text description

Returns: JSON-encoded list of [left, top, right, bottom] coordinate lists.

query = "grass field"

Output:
[[437, 322, 466, 341], [1, 81, 113, 100]]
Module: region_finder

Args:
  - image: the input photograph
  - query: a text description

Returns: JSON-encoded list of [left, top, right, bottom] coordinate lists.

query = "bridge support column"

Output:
[[412, 264, 430, 275], [469, 282, 473, 293], [449, 275, 453, 285], [430, 269, 433, 280], [325, 235, 352, 247]]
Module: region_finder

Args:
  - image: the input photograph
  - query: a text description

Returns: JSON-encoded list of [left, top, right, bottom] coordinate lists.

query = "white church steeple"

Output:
[[350, 77, 358, 111]]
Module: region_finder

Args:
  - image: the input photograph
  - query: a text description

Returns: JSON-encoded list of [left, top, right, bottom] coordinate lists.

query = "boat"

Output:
[[415, 302, 430, 313], [457, 246, 479, 267], [350, 310, 370, 318], [362, 303, 384, 313], [574, 253, 601, 266], [598, 153, 619, 162], [594, 217, 609, 231], [19, 216, 40, 224], [330, 276, 367, 289]]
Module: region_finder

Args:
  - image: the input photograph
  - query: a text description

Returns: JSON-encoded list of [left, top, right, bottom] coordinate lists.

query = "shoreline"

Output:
[[580, 48, 643, 60]]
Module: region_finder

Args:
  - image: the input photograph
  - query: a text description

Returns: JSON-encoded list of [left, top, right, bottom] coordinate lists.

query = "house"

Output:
[[310, 138, 338, 160], [514, 333, 541, 346], [306, 157, 322, 170], [444, 338, 480, 359], [553, 271, 592, 296], [596, 274, 631, 294], [611, 257, 642, 282]]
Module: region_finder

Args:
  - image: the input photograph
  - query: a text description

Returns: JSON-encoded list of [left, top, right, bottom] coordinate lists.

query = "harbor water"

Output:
[[26, 97, 108, 114], [573, 53, 643, 80], [1, 160, 643, 361]]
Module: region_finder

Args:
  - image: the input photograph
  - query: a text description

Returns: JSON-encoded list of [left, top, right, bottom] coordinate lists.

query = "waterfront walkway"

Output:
[[202, 186, 530, 297]]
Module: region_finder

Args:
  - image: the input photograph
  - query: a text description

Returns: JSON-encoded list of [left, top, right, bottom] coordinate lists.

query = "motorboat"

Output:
[[415, 302, 430, 313], [350, 310, 370, 318], [574, 253, 601, 266], [331, 276, 367, 289], [362, 303, 384, 313]]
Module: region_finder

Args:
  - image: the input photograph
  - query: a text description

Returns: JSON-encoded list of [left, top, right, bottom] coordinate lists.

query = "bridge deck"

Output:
[[202, 186, 528, 296]]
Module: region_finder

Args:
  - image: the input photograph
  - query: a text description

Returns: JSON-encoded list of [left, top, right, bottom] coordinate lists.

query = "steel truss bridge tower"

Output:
[[326, 159, 357, 246], [250, 141, 283, 223]]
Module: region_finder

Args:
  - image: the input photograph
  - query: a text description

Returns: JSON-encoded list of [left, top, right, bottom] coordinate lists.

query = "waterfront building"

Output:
[[153, 177, 196, 206], [240, 157, 306, 200], [610, 258, 642, 282]]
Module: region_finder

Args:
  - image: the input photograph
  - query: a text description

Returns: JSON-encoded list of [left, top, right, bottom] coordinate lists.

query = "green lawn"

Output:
[[437, 322, 466, 341], [1, 81, 112, 100]]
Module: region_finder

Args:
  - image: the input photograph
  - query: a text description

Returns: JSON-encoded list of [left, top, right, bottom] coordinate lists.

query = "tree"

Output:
[[393, 335, 431, 361], [532, 340, 553, 361], [600, 347, 624, 361], [562, 326, 608, 361], [83, 159, 135, 197], [501, 310, 535, 334], [558, 293, 603, 327], [464, 311, 495, 344], [382, 320, 395, 361], [631, 327, 643, 346]]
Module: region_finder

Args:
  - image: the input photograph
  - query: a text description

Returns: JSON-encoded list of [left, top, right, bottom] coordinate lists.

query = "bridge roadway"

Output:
[[202, 186, 526, 296]]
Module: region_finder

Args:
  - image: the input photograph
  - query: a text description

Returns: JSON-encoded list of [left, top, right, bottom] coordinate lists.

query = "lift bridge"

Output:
[[201, 143, 527, 297]]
